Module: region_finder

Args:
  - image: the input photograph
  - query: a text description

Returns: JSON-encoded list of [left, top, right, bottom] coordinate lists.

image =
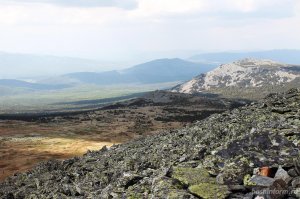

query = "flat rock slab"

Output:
[[250, 175, 276, 187]]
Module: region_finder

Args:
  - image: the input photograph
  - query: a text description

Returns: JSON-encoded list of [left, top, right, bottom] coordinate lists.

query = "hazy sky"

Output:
[[0, 0, 299, 62]]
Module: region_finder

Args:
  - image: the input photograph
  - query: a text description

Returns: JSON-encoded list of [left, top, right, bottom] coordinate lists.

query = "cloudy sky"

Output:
[[0, 0, 299, 63]]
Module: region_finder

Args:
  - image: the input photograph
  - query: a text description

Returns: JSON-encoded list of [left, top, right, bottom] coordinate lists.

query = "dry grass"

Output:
[[0, 136, 116, 181], [0, 106, 184, 182]]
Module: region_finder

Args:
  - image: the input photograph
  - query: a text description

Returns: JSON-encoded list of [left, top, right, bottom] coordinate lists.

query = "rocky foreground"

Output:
[[0, 90, 248, 182], [1, 89, 300, 199]]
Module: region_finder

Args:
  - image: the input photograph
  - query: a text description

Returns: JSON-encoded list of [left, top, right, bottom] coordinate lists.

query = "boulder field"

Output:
[[1, 88, 300, 199]]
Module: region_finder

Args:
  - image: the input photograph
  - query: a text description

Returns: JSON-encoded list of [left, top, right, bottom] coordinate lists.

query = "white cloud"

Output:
[[214, 0, 257, 13], [0, 0, 297, 25], [0, 0, 137, 9], [0, 0, 298, 64], [131, 0, 205, 17], [0, 3, 128, 25], [295, 1, 300, 16]]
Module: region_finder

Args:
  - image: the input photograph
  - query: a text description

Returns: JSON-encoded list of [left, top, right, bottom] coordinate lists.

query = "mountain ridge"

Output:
[[61, 58, 216, 85], [172, 58, 300, 98]]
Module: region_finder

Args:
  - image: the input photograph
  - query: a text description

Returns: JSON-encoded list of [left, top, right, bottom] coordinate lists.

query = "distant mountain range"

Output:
[[189, 49, 300, 65], [1, 49, 300, 79], [0, 58, 216, 96], [60, 58, 216, 85], [172, 58, 300, 99], [2, 49, 300, 98]]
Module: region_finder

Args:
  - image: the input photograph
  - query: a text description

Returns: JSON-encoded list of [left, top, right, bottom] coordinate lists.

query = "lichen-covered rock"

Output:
[[244, 174, 257, 186], [171, 167, 214, 186], [1, 88, 300, 198], [170, 167, 230, 199], [188, 183, 230, 199]]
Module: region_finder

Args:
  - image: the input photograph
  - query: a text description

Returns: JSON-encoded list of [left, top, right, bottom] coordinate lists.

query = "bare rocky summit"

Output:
[[1, 88, 300, 199], [172, 59, 300, 99]]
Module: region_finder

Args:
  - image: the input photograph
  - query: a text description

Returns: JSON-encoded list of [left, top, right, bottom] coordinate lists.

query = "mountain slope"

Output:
[[172, 58, 300, 98], [189, 49, 300, 65], [121, 58, 216, 83], [1, 89, 300, 198], [62, 71, 132, 85], [62, 58, 216, 85]]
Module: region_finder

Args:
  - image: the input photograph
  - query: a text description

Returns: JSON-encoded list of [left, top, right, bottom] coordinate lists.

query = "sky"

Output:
[[0, 0, 299, 77]]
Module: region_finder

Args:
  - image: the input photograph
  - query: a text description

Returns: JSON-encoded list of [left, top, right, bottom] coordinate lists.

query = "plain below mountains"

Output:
[[172, 58, 300, 99]]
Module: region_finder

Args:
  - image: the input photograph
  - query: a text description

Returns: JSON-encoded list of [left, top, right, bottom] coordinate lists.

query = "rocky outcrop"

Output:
[[172, 58, 300, 99], [0, 88, 300, 199]]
